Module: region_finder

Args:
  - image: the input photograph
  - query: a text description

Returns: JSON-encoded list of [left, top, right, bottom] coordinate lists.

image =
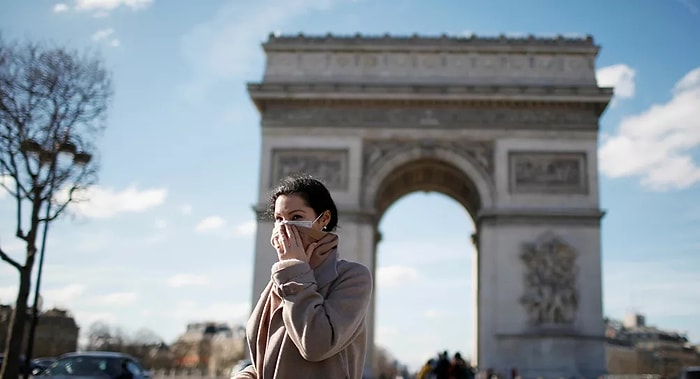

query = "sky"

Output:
[[1, 0, 699, 372]]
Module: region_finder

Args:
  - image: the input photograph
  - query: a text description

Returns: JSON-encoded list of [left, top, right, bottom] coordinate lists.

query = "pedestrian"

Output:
[[449, 352, 472, 379], [417, 359, 436, 379], [234, 175, 373, 379], [434, 351, 451, 379]]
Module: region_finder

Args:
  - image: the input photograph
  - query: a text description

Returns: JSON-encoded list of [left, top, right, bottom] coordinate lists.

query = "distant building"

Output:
[[172, 322, 245, 376], [0, 304, 12, 351], [606, 313, 700, 378], [0, 303, 79, 357], [33, 308, 80, 357]]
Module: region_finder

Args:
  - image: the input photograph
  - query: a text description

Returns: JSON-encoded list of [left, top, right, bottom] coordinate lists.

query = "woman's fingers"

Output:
[[290, 225, 302, 246]]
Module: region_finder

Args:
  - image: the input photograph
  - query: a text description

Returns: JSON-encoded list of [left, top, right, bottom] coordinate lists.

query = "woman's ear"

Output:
[[322, 210, 331, 229]]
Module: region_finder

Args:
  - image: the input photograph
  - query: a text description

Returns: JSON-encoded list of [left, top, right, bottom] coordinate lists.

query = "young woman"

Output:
[[235, 175, 373, 379]]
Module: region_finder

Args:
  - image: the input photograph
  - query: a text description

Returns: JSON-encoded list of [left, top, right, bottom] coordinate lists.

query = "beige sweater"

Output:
[[235, 250, 372, 379]]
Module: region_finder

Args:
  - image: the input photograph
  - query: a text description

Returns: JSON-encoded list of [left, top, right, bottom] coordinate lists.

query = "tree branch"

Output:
[[0, 240, 23, 271]]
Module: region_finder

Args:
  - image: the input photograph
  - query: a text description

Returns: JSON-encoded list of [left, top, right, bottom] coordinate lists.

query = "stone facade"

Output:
[[0, 305, 78, 357], [172, 322, 245, 376], [247, 33, 613, 379], [605, 315, 700, 378]]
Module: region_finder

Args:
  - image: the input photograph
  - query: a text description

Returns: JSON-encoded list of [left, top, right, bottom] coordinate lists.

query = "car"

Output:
[[39, 351, 150, 379], [0, 354, 52, 376], [31, 357, 57, 376], [681, 367, 700, 379]]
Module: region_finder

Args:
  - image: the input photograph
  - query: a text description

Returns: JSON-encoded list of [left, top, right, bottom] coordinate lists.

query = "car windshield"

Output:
[[685, 370, 700, 379], [43, 356, 124, 377]]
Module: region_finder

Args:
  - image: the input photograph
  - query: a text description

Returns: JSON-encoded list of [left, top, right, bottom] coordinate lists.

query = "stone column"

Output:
[[335, 209, 378, 378]]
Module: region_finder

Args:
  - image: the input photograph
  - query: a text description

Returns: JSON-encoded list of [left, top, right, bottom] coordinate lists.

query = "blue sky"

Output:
[[1, 0, 699, 371]]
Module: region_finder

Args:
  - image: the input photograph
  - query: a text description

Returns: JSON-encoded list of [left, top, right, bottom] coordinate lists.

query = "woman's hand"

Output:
[[271, 224, 317, 263]]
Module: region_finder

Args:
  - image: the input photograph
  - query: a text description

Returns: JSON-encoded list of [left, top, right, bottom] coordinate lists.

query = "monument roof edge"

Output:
[[261, 32, 600, 52]]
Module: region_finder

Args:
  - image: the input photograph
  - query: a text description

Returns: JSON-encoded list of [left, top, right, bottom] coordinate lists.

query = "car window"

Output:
[[126, 361, 143, 376], [44, 357, 111, 377], [684, 370, 700, 379]]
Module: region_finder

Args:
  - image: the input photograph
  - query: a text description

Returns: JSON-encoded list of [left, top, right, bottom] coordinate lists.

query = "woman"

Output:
[[235, 175, 373, 379]]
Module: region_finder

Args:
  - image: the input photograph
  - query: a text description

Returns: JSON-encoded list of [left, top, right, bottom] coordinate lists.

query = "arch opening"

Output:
[[374, 192, 476, 373], [372, 158, 482, 373], [374, 158, 483, 220]]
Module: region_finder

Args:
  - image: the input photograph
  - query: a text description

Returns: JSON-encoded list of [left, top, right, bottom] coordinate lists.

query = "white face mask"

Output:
[[276, 213, 323, 229]]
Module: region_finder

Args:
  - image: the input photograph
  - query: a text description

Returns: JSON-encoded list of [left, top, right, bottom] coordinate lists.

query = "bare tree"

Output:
[[85, 321, 115, 351], [374, 345, 399, 379], [0, 35, 112, 379]]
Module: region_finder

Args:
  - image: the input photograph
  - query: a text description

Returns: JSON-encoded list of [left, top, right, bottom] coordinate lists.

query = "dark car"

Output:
[[681, 367, 700, 379], [40, 352, 150, 379], [0, 354, 53, 376], [31, 357, 57, 376]]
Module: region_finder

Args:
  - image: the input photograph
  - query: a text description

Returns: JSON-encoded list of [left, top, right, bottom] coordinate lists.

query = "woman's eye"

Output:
[[292, 215, 303, 220]]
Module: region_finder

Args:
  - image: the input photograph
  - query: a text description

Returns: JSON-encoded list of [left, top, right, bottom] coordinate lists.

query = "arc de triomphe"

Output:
[[246, 33, 612, 378]]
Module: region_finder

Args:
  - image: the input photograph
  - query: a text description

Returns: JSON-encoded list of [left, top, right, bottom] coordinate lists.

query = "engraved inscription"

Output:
[[262, 106, 598, 130], [509, 152, 587, 194], [520, 233, 579, 325], [271, 149, 349, 190]]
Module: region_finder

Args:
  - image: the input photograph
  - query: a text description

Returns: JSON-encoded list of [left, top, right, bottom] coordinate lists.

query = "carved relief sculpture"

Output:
[[509, 152, 587, 194], [271, 149, 349, 191], [520, 233, 579, 325]]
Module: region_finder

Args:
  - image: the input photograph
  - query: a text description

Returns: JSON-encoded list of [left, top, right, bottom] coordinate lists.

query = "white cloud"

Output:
[[674, 67, 700, 94], [604, 260, 700, 319], [43, 284, 86, 307], [91, 28, 120, 47], [179, 0, 346, 102], [596, 64, 636, 99], [0, 174, 14, 199], [377, 265, 420, 288], [62, 185, 167, 219], [234, 220, 257, 236], [96, 292, 138, 306], [180, 204, 193, 215], [53, 3, 69, 12], [91, 28, 114, 41], [75, 0, 153, 12], [0, 285, 18, 303], [171, 301, 250, 324], [195, 215, 226, 232], [73, 310, 118, 328], [423, 309, 449, 319], [166, 274, 210, 288], [154, 219, 167, 230], [599, 67, 700, 190]]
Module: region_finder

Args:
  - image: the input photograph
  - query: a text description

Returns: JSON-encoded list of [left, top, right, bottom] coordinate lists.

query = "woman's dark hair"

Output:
[[266, 175, 339, 232]]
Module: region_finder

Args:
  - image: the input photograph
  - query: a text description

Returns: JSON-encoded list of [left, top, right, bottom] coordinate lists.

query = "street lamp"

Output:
[[21, 139, 91, 379]]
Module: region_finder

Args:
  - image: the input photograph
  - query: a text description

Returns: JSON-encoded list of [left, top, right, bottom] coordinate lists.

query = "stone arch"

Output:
[[248, 33, 612, 379], [363, 144, 495, 219]]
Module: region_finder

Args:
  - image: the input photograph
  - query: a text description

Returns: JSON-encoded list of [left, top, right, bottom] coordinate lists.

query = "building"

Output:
[[33, 308, 79, 357], [606, 313, 700, 378], [172, 322, 245, 376], [0, 303, 79, 357]]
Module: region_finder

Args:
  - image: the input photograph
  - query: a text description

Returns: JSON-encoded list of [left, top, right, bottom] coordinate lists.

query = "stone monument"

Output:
[[246, 33, 612, 378]]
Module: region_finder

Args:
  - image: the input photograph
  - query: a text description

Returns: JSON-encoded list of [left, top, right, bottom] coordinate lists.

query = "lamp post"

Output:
[[21, 139, 90, 379]]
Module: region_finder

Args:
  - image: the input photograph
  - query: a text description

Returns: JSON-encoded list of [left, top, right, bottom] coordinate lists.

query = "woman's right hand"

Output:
[[270, 225, 284, 256], [270, 224, 316, 263]]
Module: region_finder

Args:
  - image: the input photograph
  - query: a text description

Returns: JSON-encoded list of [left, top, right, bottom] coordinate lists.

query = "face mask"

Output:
[[276, 213, 323, 229]]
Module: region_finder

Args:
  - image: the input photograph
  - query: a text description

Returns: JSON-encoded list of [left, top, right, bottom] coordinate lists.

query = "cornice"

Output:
[[263, 33, 600, 55], [248, 83, 613, 115], [477, 207, 605, 226]]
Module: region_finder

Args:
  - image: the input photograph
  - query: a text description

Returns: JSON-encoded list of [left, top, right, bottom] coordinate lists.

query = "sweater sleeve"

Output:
[[271, 260, 372, 362]]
